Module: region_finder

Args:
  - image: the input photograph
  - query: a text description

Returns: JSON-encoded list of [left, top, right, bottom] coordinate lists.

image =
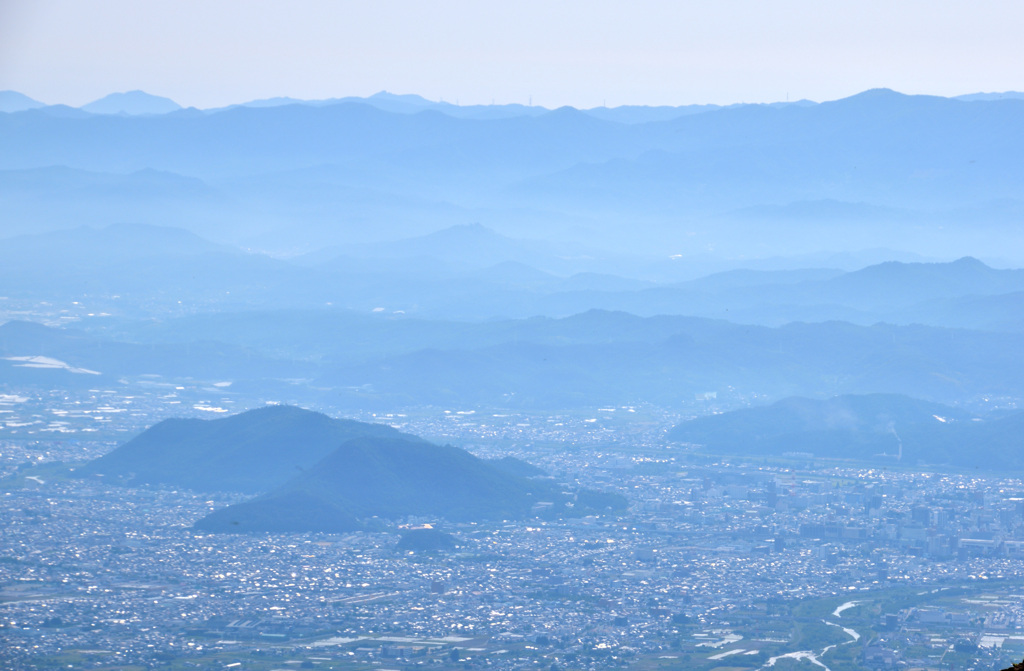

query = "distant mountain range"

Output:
[[5, 224, 1024, 412], [8, 88, 1021, 117], [317, 318, 1024, 410], [9, 301, 1024, 412], [669, 394, 1024, 469], [2, 233, 1024, 411], [2, 89, 1021, 260], [5, 234, 1024, 387], [0, 88, 818, 119], [75, 405, 627, 532], [0, 319, 311, 386], [2, 222, 1023, 329]]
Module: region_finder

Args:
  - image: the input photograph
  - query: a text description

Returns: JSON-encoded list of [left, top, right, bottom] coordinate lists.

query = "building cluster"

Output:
[[5, 402, 1024, 670]]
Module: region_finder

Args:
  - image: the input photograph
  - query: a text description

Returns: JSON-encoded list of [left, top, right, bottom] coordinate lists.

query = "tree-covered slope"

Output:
[[669, 394, 1024, 469], [195, 434, 627, 532], [78, 405, 403, 493]]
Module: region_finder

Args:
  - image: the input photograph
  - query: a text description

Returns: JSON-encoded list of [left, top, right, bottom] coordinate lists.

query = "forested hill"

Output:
[[78, 405, 403, 493], [670, 393, 1024, 469]]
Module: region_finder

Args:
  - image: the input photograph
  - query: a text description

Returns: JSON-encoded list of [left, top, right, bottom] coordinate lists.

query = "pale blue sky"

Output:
[[2, 0, 1022, 108]]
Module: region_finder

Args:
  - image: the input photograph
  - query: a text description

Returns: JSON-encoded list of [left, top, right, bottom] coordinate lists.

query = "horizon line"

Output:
[[6, 87, 1024, 113]]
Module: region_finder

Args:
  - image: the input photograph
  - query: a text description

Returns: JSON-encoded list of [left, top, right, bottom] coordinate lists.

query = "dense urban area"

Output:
[[3, 13, 1024, 667], [4, 378, 1024, 671]]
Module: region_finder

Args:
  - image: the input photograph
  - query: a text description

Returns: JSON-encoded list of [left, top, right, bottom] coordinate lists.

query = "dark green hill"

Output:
[[669, 394, 1024, 469], [77, 405, 402, 493], [279, 435, 554, 520], [195, 434, 626, 533]]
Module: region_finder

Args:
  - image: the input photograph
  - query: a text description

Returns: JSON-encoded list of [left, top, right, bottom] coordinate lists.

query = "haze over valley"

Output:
[[3, 88, 1023, 262], [4, 59, 1024, 671]]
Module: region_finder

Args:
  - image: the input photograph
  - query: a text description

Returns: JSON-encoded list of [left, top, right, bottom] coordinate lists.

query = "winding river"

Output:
[[761, 601, 863, 670]]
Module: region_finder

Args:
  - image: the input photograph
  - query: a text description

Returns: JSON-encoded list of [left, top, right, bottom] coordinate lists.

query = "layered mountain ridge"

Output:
[[2, 89, 1021, 260]]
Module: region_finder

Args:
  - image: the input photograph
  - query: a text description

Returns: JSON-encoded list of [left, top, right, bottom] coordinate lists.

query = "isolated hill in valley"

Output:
[[669, 394, 1024, 469], [194, 434, 599, 532], [79, 405, 403, 493], [78, 405, 625, 532]]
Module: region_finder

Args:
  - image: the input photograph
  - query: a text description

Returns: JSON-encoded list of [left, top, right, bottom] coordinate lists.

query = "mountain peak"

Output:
[[81, 90, 182, 115], [193, 431, 627, 532], [843, 88, 905, 100], [77, 405, 403, 493], [950, 256, 988, 268], [0, 90, 46, 113], [368, 91, 436, 106]]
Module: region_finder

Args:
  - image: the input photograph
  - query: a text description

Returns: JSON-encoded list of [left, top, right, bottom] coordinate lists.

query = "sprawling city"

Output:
[[4, 3, 1024, 670], [4, 372, 1024, 670]]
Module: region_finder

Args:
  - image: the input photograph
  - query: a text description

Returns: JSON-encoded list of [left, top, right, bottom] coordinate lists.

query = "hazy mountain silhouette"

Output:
[[0, 320, 313, 386], [224, 90, 549, 120], [0, 90, 45, 112], [11, 287, 1024, 411], [955, 91, 1024, 102], [522, 258, 1024, 325], [3, 89, 1021, 259], [0, 165, 238, 240], [818, 257, 1024, 309], [0, 222, 225, 261], [81, 90, 182, 115], [0, 223, 332, 308], [887, 291, 1024, 332], [318, 316, 1024, 409], [308, 223, 577, 272], [224, 91, 818, 124], [8, 246, 1024, 409]]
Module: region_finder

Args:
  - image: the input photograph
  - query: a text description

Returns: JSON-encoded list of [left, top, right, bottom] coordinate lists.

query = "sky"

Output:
[[1, 0, 1022, 109]]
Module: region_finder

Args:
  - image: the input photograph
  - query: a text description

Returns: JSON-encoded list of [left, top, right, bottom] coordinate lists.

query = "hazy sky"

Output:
[[2, 0, 1022, 108]]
